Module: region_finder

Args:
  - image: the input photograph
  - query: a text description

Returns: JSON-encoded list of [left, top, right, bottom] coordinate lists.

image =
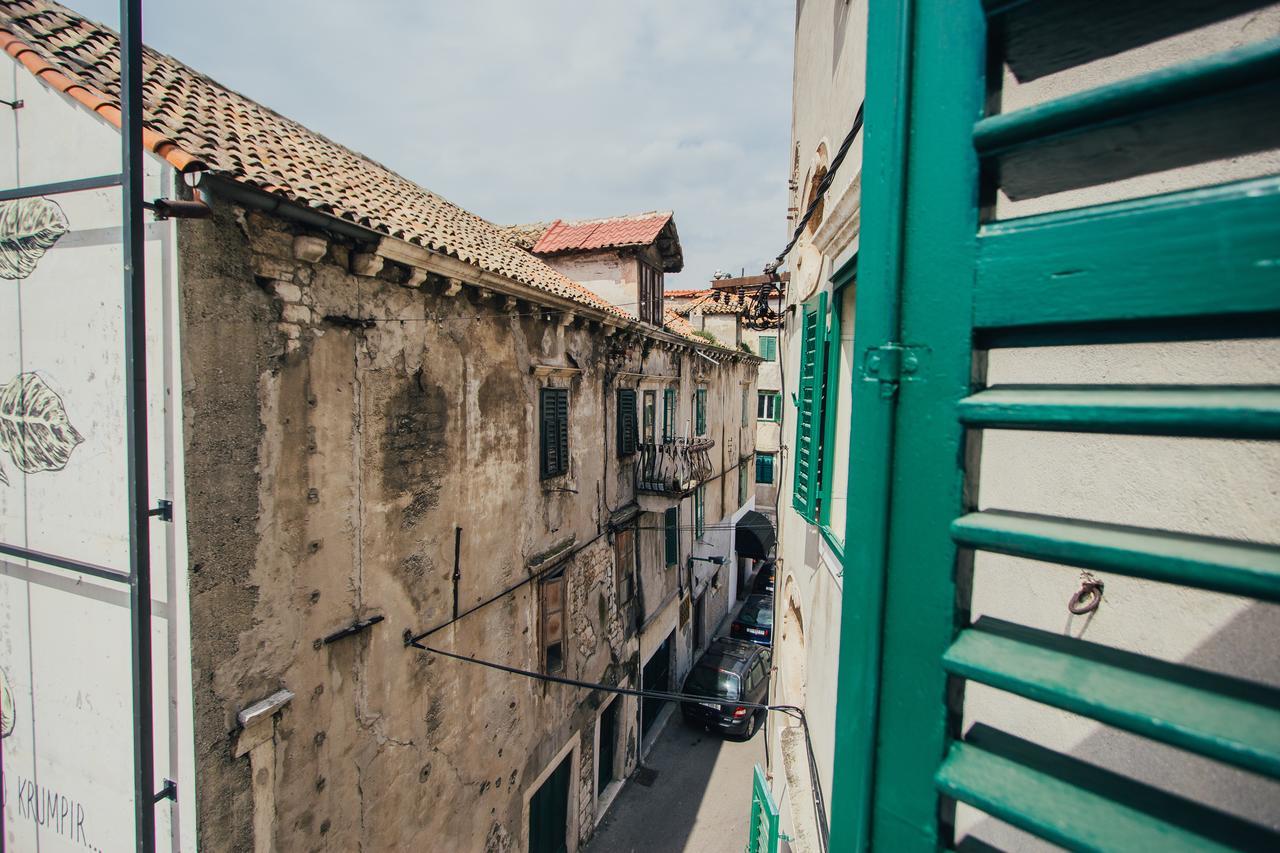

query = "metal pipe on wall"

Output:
[[120, 1, 158, 850]]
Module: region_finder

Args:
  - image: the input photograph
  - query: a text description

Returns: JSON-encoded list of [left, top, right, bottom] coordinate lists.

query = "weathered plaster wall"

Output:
[[542, 251, 633, 314], [178, 201, 756, 851]]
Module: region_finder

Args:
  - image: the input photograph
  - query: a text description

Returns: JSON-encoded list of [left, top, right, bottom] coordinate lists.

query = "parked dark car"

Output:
[[751, 561, 775, 596], [680, 637, 772, 739], [731, 594, 774, 646]]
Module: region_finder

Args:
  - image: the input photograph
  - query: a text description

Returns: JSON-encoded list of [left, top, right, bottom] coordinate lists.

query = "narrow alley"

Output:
[[586, 702, 766, 853]]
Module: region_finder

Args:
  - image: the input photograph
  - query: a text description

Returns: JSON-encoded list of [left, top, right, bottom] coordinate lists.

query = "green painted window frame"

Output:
[[818, 256, 857, 554], [664, 507, 679, 567], [662, 387, 677, 441], [758, 335, 778, 361], [756, 452, 775, 485], [694, 485, 705, 539], [791, 293, 828, 521], [695, 387, 708, 436], [642, 390, 656, 444], [757, 391, 781, 422]]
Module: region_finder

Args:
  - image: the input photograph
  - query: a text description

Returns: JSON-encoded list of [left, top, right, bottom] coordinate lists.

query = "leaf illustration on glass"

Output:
[[0, 197, 70, 280], [0, 373, 84, 482]]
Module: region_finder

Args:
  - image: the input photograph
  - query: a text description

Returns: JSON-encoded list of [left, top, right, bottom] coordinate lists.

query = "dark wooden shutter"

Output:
[[617, 388, 638, 456], [540, 389, 569, 478], [664, 507, 678, 567]]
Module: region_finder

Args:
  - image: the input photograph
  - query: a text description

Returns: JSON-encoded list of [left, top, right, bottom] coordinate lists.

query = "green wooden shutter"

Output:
[[663, 388, 677, 441], [756, 453, 774, 485], [759, 335, 778, 361], [664, 507, 679, 567], [695, 388, 707, 435], [831, 4, 1280, 852], [617, 388, 637, 456], [792, 294, 826, 520], [540, 389, 569, 479]]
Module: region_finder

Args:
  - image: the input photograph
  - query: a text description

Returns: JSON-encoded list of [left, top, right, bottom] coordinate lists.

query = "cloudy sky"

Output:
[[67, 1, 795, 290]]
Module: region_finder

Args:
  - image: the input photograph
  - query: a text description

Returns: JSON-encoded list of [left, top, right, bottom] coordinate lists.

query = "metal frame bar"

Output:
[[0, 173, 122, 202], [119, 1, 158, 850], [0, 542, 129, 584]]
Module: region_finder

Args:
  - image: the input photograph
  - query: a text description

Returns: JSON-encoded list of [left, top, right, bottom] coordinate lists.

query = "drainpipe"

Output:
[[197, 174, 383, 244]]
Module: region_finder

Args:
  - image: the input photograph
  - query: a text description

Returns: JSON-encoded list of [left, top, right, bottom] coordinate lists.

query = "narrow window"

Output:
[[758, 335, 777, 361], [617, 388, 638, 456], [695, 387, 707, 436], [542, 571, 565, 673], [694, 485, 705, 539], [642, 390, 656, 444], [664, 507, 679, 567], [662, 388, 677, 441], [540, 388, 570, 478], [757, 392, 780, 422], [756, 452, 775, 485]]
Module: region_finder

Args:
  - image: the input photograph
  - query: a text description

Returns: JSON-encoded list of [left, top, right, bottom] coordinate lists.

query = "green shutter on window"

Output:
[[540, 388, 569, 479], [759, 336, 778, 361], [792, 294, 826, 520], [617, 388, 637, 456], [664, 507, 678, 567], [695, 388, 707, 435], [830, 4, 1280, 852], [756, 453, 774, 485]]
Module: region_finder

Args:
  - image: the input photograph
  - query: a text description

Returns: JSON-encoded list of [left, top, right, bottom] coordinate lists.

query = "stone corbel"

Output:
[[403, 267, 429, 289], [557, 311, 575, 327], [504, 296, 519, 314], [442, 278, 463, 297], [351, 252, 384, 278], [235, 689, 294, 853]]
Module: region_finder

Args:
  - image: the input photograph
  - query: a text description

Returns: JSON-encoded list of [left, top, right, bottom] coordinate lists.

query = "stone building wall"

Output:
[[177, 196, 755, 851]]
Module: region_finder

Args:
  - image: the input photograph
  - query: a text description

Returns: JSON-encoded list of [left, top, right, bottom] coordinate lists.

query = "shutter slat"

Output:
[[943, 619, 1280, 778], [975, 176, 1280, 333], [952, 510, 1280, 603], [958, 385, 1280, 439], [936, 726, 1279, 853]]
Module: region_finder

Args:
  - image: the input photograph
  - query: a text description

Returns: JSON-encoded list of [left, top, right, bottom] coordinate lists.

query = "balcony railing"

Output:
[[635, 438, 715, 496]]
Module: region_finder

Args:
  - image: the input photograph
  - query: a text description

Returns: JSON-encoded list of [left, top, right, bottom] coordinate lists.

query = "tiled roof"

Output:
[[0, 0, 618, 315], [664, 288, 711, 299], [499, 221, 553, 251], [672, 290, 749, 316], [532, 212, 683, 271]]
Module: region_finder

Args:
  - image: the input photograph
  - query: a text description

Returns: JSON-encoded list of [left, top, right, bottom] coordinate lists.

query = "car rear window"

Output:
[[685, 664, 741, 700], [741, 598, 774, 626]]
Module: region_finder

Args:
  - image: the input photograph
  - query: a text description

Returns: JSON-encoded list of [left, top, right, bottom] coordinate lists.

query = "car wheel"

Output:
[[742, 712, 757, 740]]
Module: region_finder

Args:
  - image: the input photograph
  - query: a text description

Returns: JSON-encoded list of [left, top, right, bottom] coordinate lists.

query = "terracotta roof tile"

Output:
[[532, 212, 678, 265], [0, 0, 618, 315]]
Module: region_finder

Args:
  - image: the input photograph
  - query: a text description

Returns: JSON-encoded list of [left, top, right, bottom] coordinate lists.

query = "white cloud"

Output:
[[68, 0, 792, 287]]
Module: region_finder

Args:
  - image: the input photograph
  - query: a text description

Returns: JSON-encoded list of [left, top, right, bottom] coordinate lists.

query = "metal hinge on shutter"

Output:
[[862, 343, 926, 398]]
